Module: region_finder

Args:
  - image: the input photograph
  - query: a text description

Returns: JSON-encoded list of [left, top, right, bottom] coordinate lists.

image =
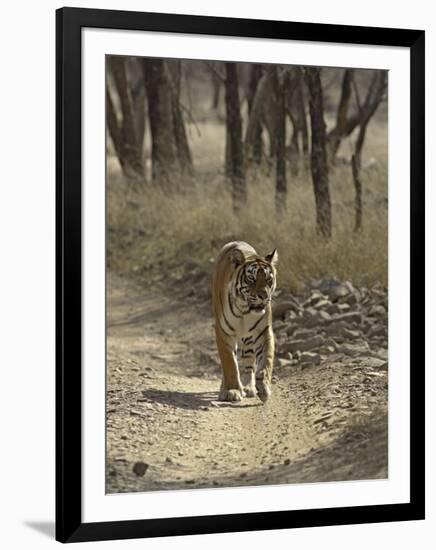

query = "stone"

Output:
[[281, 335, 325, 354], [367, 324, 387, 338], [317, 310, 333, 322], [300, 351, 321, 365], [335, 312, 362, 325], [319, 345, 336, 354], [273, 299, 301, 319], [325, 303, 340, 315], [368, 304, 386, 317], [303, 310, 332, 328], [339, 342, 369, 357], [133, 462, 149, 476], [303, 306, 318, 319], [324, 321, 347, 337], [340, 290, 360, 307], [292, 328, 317, 339], [303, 291, 326, 308], [342, 327, 360, 340], [328, 283, 351, 302], [313, 299, 332, 310]]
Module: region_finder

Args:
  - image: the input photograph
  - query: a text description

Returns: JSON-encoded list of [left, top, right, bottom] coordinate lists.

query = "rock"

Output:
[[278, 358, 293, 367], [367, 324, 387, 338], [319, 345, 335, 354], [368, 304, 386, 317], [303, 310, 332, 328], [342, 327, 360, 340], [335, 312, 362, 325], [325, 303, 340, 315], [273, 320, 288, 332], [281, 335, 325, 354], [314, 411, 333, 424], [339, 342, 369, 357], [303, 306, 318, 319], [292, 328, 317, 339], [165, 457, 174, 464], [133, 462, 149, 476], [284, 458, 291, 466], [328, 282, 352, 302], [303, 291, 326, 308], [337, 303, 352, 313], [313, 299, 331, 310], [324, 321, 347, 337], [376, 348, 388, 360], [273, 300, 300, 319], [300, 351, 321, 365], [339, 290, 360, 307], [313, 277, 341, 295], [317, 310, 333, 322]]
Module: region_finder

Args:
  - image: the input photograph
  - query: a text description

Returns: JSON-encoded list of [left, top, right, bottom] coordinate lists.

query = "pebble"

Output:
[[132, 462, 149, 476]]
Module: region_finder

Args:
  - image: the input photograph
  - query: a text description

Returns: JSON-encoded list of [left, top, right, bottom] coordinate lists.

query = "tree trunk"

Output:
[[297, 73, 309, 155], [305, 67, 332, 238], [107, 56, 144, 180], [275, 69, 287, 214], [245, 67, 275, 165], [128, 58, 146, 159], [225, 63, 246, 211], [327, 69, 354, 160], [168, 61, 194, 177], [246, 64, 264, 164], [142, 59, 181, 190], [327, 70, 387, 161]]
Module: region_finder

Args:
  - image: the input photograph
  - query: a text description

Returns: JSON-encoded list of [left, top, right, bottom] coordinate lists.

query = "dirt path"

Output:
[[106, 273, 388, 493]]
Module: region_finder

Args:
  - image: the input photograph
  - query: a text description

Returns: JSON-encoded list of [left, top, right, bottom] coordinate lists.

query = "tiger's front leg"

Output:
[[215, 324, 245, 402], [254, 326, 275, 403], [239, 337, 257, 397]]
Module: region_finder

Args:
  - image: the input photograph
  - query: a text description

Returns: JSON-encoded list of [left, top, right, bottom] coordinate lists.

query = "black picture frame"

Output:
[[56, 6, 425, 543]]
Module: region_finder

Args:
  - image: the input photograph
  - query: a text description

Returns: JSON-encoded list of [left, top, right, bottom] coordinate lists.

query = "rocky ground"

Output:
[[106, 271, 388, 494]]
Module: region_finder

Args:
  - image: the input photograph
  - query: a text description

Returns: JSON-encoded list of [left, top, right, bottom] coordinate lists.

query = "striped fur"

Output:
[[212, 241, 278, 402]]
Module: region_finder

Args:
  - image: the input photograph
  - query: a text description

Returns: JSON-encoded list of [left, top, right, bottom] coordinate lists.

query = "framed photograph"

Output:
[[56, 7, 425, 543]]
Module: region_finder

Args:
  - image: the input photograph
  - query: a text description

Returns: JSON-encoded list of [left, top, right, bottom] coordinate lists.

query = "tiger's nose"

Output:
[[257, 290, 268, 300]]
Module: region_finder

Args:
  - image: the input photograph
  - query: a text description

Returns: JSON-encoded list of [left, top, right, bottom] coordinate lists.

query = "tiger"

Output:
[[211, 241, 278, 403]]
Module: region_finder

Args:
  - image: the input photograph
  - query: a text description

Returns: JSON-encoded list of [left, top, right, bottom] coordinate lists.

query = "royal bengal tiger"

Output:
[[212, 241, 278, 403]]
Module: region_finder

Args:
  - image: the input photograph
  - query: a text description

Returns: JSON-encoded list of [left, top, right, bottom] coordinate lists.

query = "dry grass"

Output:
[[107, 118, 387, 294]]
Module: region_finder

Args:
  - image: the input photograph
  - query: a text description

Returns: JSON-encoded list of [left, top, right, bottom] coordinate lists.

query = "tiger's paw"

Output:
[[243, 384, 257, 398], [256, 379, 272, 403], [218, 388, 245, 402]]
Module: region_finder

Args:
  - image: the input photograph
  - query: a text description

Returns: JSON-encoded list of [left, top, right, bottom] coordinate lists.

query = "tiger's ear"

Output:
[[265, 249, 278, 266], [229, 248, 245, 266]]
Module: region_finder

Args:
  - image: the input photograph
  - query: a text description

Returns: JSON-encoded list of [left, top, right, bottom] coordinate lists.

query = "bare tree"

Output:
[[283, 68, 306, 176], [106, 56, 144, 181], [327, 69, 387, 161], [305, 67, 332, 238], [350, 71, 387, 231], [245, 67, 275, 164], [142, 59, 193, 189], [246, 64, 264, 164], [127, 58, 146, 159], [327, 68, 354, 160], [167, 61, 194, 177], [224, 62, 246, 210], [274, 68, 287, 214]]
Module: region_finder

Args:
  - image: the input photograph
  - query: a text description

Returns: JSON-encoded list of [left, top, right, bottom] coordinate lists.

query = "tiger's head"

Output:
[[230, 248, 278, 315]]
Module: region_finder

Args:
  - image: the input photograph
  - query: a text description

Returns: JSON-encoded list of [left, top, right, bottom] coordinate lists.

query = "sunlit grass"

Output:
[[107, 121, 387, 295]]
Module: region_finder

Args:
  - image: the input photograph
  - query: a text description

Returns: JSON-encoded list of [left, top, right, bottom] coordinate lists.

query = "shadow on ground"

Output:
[[140, 388, 263, 411]]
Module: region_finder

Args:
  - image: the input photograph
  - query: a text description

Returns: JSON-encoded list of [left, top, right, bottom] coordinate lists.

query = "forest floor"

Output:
[[106, 270, 388, 494]]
